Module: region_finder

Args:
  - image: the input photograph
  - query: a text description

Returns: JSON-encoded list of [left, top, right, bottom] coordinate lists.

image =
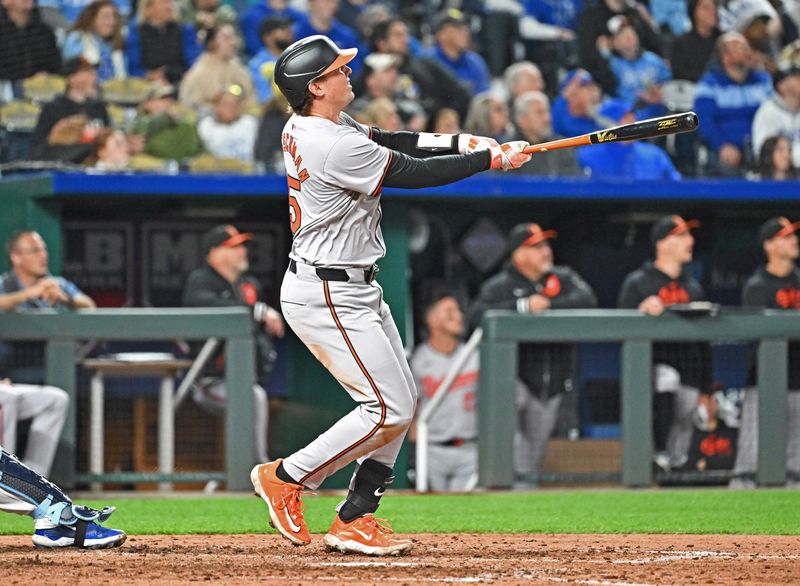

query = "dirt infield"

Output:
[[3, 533, 799, 585]]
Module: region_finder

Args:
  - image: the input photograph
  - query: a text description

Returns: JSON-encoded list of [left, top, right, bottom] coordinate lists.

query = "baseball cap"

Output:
[[144, 84, 177, 101], [61, 55, 98, 77], [599, 98, 635, 124], [607, 15, 632, 36], [363, 53, 400, 75], [774, 61, 800, 85], [508, 223, 557, 252], [259, 15, 293, 39], [649, 215, 700, 245], [758, 216, 800, 243], [202, 225, 253, 252], [434, 8, 468, 32], [559, 69, 594, 94]]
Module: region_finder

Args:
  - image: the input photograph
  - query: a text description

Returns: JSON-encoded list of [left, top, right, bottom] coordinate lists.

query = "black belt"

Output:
[[289, 259, 379, 283], [432, 438, 476, 447]]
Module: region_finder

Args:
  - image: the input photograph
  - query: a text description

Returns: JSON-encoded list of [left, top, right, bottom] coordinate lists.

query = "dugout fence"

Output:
[[478, 309, 796, 489], [0, 308, 255, 490]]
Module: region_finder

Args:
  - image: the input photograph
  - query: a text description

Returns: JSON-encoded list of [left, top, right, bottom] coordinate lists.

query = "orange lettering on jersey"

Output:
[[658, 282, 690, 305], [282, 132, 310, 185], [421, 371, 479, 398], [699, 434, 732, 457], [775, 287, 800, 309]]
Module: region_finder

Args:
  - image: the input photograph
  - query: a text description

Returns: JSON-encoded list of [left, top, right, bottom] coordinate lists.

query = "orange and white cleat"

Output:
[[323, 514, 413, 556], [251, 459, 311, 546]]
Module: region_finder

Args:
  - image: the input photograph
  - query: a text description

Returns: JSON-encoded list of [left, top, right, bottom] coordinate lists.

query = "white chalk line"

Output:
[[612, 549, 800, 564], [312, 561, 419, 567]]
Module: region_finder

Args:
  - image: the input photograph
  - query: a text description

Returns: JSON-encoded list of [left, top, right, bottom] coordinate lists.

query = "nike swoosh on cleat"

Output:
[[287, 516, 302, 533], [353, 528, 373, 541], [374, 487, 386, 497]]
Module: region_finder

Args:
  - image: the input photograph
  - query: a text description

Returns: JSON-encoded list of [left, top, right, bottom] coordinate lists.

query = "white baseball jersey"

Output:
[[410, 342, 479, 444], [282, 112, 392, 268]]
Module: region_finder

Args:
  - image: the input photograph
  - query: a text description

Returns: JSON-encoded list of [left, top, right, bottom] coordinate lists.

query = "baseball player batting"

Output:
[[250, 34, 531, 556]]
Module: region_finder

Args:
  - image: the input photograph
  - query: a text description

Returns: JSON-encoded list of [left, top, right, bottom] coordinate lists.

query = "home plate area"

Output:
[[2, 534, 798, 584]]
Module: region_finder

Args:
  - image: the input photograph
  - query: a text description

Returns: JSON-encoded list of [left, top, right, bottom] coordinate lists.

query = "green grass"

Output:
[[2, 490, 798, 536]]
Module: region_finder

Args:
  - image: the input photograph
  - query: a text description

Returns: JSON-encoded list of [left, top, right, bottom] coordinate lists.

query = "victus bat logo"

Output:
[[657, 118, 678, 130], [595, 131, 617, 142]]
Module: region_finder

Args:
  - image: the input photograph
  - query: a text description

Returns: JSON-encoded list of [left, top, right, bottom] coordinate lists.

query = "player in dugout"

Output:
[[732, 217, 800, 488], [617, 215, 711, 472], [470, 222, 597, 488], [249, 34, 532, 556]]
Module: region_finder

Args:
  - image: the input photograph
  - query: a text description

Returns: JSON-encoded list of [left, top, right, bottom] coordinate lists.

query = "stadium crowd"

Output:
[[0, 0, 798, 179]]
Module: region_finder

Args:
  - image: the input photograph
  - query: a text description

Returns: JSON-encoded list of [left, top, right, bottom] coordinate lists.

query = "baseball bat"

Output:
[[523, 111, 698, 154]]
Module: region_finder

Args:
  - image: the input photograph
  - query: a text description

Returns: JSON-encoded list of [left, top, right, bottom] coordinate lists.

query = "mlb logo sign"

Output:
[[61, 222, 134, 307], [142, 222, 285, 307]]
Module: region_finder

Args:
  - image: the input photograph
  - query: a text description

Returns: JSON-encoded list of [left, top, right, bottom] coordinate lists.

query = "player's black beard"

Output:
[[275, 39, 292, 51]]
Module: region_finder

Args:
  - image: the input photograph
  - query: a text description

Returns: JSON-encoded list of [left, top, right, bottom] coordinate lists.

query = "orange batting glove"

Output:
[[458, 133, 499, 154], [489, 141, 532, 171]]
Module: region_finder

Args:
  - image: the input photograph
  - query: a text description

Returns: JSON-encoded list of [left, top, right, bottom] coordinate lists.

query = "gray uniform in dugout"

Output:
[[411, 342, 479, 491]]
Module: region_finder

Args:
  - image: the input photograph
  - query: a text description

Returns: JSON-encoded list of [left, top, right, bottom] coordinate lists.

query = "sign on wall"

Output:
[[61, 222, 135, 307], [141, 222, 285, 307]]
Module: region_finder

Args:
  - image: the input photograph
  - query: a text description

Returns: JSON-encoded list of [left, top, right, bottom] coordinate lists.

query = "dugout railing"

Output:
[[0, 308, 255, 490], [479, 309, 795, 488]]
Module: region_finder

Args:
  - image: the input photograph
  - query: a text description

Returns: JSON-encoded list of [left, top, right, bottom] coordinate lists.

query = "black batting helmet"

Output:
[[274, 35, 358, 109]]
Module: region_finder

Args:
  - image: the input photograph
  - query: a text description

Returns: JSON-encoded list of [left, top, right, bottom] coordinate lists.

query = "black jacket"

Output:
[[742, 265, 800, 389], [470, 264, 597, 399], [618, 261, 710, 390], [0, 7, 60, 82], [670, 28, 720, 82], [182, 263, 276, 381], [139, 21, 189, 84], [401, 55, 472, 121], [575, 2, 663, 95], [30, 94, 109, 162]]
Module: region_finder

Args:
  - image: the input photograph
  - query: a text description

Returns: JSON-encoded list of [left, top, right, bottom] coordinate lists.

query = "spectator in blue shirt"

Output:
[[425, 9, 490, 96], [37, 0, 130, 30], [62, 0, 127, 83], [248, 15, 293, 104], [650, 0, 691, 36], [522, 0, 582, 31], [551, 69, 614, 137], [605, 15, 671, 120], [239, 0, 304, 58], [578, 102, 682, 181], [693, 31, 774, 175], [292, 0, 364, 74]]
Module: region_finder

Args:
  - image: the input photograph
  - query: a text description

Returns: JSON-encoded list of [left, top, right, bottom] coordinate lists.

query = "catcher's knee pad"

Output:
[[0, 447, 70, 517], [0, 448, 115, 527]]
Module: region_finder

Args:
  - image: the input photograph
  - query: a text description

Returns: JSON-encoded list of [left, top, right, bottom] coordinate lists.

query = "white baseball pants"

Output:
[[0, 383, 69, 476], [279, 267, 416, 489]]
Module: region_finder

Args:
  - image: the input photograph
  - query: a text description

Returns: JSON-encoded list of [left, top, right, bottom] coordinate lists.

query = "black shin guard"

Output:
[[338, 459, 394, 523]]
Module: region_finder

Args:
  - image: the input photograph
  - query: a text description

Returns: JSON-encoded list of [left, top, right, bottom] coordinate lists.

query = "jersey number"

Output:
[[288, 176, 302, 234], [464, 391, 475, 412]]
